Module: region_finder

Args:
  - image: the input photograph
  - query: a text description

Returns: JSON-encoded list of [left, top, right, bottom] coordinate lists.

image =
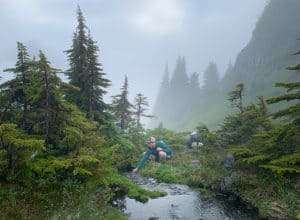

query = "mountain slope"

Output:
[[151, 0, 300, 131]]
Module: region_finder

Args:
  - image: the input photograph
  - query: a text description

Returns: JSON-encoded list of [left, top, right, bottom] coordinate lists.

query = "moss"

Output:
[[102, 207, 127, 220], [107, 174, 167, 203]]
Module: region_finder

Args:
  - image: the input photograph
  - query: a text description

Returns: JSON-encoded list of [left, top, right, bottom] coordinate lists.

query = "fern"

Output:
[[241, 154, 269, 164], [230, 147, 254, 156], [73, 167, 93, 176], [32, 157, 73, 175], [260, 164, 300, 174], [269, 152, 300, 165]]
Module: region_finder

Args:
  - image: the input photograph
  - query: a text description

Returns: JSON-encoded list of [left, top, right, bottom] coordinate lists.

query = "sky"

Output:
[[0, 0, 267, 113]]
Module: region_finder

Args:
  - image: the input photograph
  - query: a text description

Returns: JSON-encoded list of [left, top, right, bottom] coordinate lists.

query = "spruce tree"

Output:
[[65, 6, 110, 120], [227, 83, 244, 112], [168, 56, 190, 125], [202, 61, 219, 95], [1, 42, 32, 127], [151, 63, 170, 125], [111, 75, 133, 131], [86, 33, 111, 120], [0, 123, 44, 179], [261, 41, 300, 174], [189, 72, 201, 95], [170, 56, 189, 91], [133, 93, 152, 131], [33, 50, 63, 146], [266, 50, 300, 125]]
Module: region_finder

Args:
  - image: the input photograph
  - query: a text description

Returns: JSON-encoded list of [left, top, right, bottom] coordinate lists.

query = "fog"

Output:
[[0, 0, 267, 108]]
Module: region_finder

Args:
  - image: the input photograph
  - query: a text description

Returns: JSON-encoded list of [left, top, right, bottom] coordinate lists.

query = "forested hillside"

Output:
[[0, 7, 155, 219], [151, 0, 300, 131]]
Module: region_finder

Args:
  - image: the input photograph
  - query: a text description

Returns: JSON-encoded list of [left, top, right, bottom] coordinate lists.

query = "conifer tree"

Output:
[[168, 56, 190, 122], [0, 123, 44, 179], [189, 72, 201, 95], [133, 93, 152, 131], [155, 64, 169, 106], [111, 75, 133, 131], [266, 49, 300, 124], [227, 83, 244, 112], [161, 63, 170, 90], [202, 61, 220, 95], [33, 50, 63, 146], [65, 6, 110, 120], [86, 33, 111, 120], [260, 41, 300, 174], [64, 8, 87, 107], [1, 42, 32, 127], [170, 56, 189, 91]]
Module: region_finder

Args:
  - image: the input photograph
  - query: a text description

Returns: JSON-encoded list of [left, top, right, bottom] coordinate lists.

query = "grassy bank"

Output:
[[0, 173, 167, 219], [137, 144, 299, 219]]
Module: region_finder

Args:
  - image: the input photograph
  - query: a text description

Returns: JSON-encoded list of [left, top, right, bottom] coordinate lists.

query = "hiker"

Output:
[[187, 131, 201, 148], [132, 137, 172, 173]]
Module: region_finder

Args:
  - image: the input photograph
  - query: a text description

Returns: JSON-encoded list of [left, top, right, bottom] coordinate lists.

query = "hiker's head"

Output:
[[146, 136, 156, 148]]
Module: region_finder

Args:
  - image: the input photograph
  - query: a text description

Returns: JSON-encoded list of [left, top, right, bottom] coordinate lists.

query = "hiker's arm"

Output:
[[134, 150, 150, 172]]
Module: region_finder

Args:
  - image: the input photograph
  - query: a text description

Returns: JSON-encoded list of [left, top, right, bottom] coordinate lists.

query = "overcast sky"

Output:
[[0, 0, 267, 110]]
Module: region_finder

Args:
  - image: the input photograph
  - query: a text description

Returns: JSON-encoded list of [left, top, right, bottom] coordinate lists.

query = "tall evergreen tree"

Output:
[[65, 6, 110, 120], [187, 72, 201, 111], [260, 41, 300, 174], [150, 63, 170, 128], [133, 93, 152, 131], [155, 63, 170, 105], [1, 42, 32, 127], [33, 50, 63, 146], [111, 75, 133, 131], [161, 63, 170, 90], [228, 83, 245, 112], [86, 32, 111, 120], [168, 56, 190, 122], [202, 61, 219, 95], [65, 6, 87, 107], [266, 44, 300, 125], [189, 72, 201, 95], [170, 56, 189, 91]]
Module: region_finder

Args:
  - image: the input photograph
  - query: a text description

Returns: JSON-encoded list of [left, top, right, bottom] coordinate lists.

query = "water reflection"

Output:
[[117, 173, 258, 220]]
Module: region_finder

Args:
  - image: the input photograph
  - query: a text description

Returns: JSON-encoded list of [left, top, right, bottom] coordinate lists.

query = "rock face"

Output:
[[151, 0, 300, 131], [221, 0, 300, 101]]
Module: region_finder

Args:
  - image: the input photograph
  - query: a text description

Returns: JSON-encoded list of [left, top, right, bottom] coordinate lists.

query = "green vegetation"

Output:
[[0, 7, 163, 219], [140, 50, 300, 217], [140, 114, 299, 218], [1, 1, 300, 220], [151, 0, 300, 131]]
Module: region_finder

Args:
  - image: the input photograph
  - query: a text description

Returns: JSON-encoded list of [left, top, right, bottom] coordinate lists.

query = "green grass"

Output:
[[137, 144, 299, 219]]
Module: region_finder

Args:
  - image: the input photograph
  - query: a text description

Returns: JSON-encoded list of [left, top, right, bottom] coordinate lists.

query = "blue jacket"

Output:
[[136, 140, 172, 170]]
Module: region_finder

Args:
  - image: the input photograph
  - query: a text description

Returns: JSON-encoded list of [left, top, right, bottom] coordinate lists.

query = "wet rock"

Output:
[[220, 172, 237, 192], [149, 177, 156, 183], [223, 153, 234, 169]]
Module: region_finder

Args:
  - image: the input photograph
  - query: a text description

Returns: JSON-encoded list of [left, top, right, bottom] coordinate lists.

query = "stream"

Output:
[[115, 173, 258, 220]]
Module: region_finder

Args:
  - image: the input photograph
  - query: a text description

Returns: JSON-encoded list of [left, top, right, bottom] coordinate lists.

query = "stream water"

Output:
[[115, 173, 258, 220]]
